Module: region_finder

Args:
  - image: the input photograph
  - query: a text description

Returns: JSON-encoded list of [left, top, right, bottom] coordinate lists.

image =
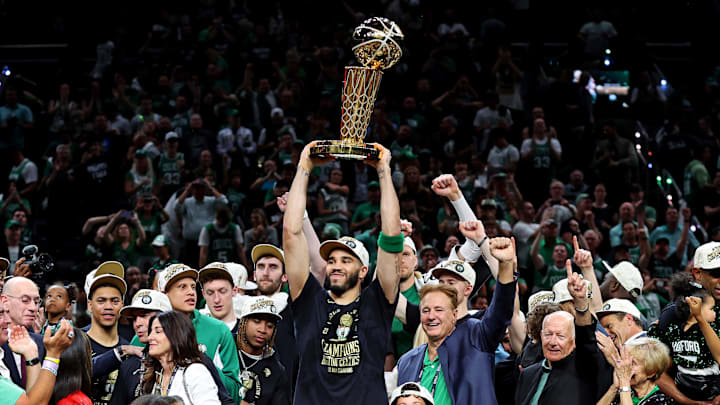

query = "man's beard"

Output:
[[328, 270, 360, 296], [257, 278, 284, 296]]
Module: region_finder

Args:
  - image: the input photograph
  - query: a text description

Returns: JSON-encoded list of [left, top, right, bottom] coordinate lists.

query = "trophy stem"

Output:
[[340, 67, 383, 146]]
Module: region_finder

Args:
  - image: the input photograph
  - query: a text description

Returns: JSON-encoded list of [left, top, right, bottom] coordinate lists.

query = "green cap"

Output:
[[575, 193, 591, 204], [5, 219, 21, 229], [322, 223, 342, 239], [368, 181, 380, 189]]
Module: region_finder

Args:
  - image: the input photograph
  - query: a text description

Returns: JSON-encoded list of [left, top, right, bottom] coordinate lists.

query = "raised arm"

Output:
[[567, 258, 591, 326], [469, 237, 517, 350], [283, 143, 333, 300], [433, 174, 499, 279], [687, 296, 720, 365], [278, 191, 326, 283], [675, 207, 692, 260], [572, 236, 602, 314], [529, 229, 545, 271], [367, 144, 401, 303]]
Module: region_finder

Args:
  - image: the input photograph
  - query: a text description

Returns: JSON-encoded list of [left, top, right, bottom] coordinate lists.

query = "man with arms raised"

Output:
[[397, 237, 517, 404], [283, 142, 402, 404]]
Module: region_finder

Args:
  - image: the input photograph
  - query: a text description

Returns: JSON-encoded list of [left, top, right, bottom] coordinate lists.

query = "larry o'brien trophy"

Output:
[[310, 17, 404, 160]]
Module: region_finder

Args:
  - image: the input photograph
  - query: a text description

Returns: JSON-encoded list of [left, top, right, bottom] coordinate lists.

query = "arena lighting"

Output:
[[605, 48, 612, 55], [1, 66, 10, 77], [604, 57, 612, 67], [648, 163, 653, 169], [667, 194, 673, 201], [656, 175, 662, 183], [635, 132, 641, 138], [635, 144, 642, 151], [622, 102, 629, 108], [666, 178, 673, 185], [660, 79, 667, 86], [608, 94, 617, 101], [691, 225, 697, 232]]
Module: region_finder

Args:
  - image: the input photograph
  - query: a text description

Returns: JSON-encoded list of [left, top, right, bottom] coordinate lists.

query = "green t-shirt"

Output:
[[352, 202, 379, 232], [0, 375, 24, 403], [392, 284, 420, 358], [421, 348, 452, 405], [534, 264, 567, 291]]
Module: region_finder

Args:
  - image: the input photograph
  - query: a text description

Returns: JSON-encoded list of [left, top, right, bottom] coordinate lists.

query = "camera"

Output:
[[21, 245, 54, 284]]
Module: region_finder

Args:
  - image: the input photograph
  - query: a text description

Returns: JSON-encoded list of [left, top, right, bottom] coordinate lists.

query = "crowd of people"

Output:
[[1, 1, 720, 405]]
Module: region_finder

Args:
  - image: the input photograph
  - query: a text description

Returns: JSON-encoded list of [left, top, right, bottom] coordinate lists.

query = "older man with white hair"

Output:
[[516, 259, 613, 405], [0, 277, 45, 389]]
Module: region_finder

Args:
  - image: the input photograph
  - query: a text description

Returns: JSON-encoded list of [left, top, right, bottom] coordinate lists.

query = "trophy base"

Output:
[[310, 140, 379, 160]]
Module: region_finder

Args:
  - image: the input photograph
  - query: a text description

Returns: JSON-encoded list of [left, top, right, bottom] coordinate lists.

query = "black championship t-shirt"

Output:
[[291, 277, 396, 405], [89, 336, 129, 405], [238, 351, 290, 405]]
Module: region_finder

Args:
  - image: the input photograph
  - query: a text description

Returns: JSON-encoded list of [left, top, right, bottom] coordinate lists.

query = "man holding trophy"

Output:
[[283, 17, 405, 404]]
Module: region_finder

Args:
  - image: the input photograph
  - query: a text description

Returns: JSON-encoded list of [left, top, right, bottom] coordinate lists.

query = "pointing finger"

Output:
[[573, 235, 579, 253], [566, 259, 573, 279]]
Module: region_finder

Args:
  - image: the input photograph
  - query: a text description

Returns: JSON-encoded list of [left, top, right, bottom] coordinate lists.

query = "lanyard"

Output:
[[157, 365, 180, 396], [418, 362, 442, 396]]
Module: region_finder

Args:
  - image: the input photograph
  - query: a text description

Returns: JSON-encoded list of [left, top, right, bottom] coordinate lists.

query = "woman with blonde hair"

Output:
[[597, 337, 673, 405]]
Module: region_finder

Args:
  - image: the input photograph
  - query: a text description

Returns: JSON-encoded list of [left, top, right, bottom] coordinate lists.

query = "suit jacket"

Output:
[[1, 332, 46, 388]]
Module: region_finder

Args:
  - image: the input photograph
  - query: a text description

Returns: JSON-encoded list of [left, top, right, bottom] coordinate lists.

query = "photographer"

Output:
[[100, 210, 147, 269]]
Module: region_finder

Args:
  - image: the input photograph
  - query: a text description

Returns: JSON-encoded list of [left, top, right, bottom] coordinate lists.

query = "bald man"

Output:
[[0, 277, 45, 389]]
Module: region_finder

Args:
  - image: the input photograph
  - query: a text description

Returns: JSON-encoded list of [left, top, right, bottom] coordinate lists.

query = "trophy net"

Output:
[[340, 66, 383, 146]]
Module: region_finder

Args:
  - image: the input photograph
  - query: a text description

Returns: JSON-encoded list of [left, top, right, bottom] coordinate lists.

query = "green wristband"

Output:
[[377, 232, 404, 253]]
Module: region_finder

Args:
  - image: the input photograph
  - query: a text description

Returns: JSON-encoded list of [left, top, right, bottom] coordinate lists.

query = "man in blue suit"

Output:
[[397, 233, 517, 405], [0, 277, 45, 388]]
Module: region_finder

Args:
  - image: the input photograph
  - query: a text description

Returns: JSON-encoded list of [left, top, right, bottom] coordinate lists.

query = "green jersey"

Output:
[[158, 152, 184, 187], [392, 284, 420, 358], [532, 141, 551, 169], [205, 222, 239, 263]]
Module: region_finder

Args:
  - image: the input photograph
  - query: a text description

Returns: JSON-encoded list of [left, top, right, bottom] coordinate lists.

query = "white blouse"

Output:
[[162, 363, 220, 405]]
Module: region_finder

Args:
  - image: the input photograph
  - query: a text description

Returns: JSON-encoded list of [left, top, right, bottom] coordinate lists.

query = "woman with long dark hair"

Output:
[[141, 311, 220, 404], [52, 328, 93, 404]]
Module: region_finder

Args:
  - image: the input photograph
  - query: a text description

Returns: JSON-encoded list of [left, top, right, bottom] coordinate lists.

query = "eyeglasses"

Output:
[[6, 294, 42, 306]]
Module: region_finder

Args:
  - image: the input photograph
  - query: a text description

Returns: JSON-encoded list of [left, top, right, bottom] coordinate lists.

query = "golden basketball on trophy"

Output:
[[310, 17, 404, 160]]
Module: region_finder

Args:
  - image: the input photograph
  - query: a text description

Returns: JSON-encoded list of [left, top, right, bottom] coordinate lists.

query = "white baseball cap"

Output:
[[431, 260, 476, 288], [606, 261, 643, 298], [157, 263, 198, 292], [240, 296, 282, 321], [552, 278, 591, 304], [85, 261, 126, 297], [165, 131, 179, 141], [528, 290, 555, 313], [390, 382, 434, 405], [226, 262, 257, 290], [319, 237, 370, 268], [693, 242, 720, 270], [596, 298, 642, 320], [151, 235, 168, 247], [120, 289, 173, 316], [404, 237, 417, 255]]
